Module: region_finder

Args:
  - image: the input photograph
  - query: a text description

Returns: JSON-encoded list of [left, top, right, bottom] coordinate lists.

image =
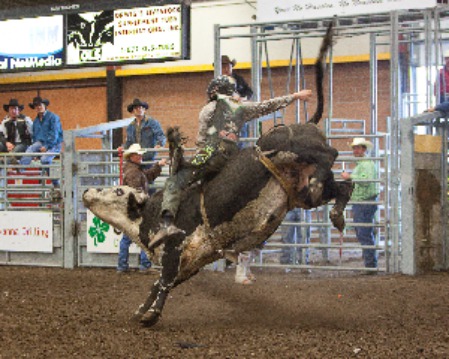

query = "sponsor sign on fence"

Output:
[[257, 0, 437, 22], [0, 211, 53, 252], [86, 209, 140, 253]]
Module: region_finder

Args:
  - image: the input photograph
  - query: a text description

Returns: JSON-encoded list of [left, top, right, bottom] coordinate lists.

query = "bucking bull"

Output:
[[83, 24, 353, 327]]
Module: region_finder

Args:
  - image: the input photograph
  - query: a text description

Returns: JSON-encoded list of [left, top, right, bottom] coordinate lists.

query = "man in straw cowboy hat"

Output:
[[341, 137, 379, 273], [0, 99, 33, 164], [117, 143, 167, 273]]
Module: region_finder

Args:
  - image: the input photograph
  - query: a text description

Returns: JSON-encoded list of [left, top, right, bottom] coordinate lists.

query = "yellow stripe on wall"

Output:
[[0, 70, 106, 84], [0, 53, 391, 84]]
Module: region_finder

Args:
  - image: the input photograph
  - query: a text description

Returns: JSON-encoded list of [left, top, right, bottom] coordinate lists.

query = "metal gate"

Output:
[[0, 152, 63, 267]]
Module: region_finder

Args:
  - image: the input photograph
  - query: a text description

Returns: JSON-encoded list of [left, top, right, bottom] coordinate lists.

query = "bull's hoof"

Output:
[[140, 309, 161, 327], [330, 208, 345, 232], [130, 304, 146, 323]]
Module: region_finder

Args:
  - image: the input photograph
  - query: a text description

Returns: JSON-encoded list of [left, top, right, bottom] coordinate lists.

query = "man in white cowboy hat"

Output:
[[341, 137, 379, 273], [20, 96, 63, 186], [0, 99, 33, 164], [117, 143, 167, 273], [123, 98, 166, 167]]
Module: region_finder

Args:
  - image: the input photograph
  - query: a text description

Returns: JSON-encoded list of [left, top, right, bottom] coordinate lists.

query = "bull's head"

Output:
[[83, 186, 148, 239]]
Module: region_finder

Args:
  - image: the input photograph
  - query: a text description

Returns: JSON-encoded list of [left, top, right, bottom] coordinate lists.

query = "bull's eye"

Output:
[[116, 188, 124, 196]]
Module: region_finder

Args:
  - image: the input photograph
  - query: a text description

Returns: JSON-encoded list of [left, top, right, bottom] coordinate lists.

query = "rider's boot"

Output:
[[148, 211, 184, 251]]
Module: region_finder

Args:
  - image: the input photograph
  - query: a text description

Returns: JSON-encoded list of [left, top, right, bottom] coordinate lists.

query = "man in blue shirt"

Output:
[[20, 97, 63, 186], [124, 98, 166, 166]]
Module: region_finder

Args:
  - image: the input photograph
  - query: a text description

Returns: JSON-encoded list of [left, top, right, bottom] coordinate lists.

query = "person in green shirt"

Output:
[[341, 138, 378, 271]]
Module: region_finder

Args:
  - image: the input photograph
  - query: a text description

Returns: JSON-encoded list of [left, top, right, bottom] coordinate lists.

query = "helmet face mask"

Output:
[[207, 75, 237, 100]]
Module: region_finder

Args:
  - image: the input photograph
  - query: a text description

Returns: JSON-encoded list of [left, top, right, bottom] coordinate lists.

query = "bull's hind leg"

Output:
[[139, 232, 185, 327], [302, 148, 338, 207], [329, 181, 353, 232]]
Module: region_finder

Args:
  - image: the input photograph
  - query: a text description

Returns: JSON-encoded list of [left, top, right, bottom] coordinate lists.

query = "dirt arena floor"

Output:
[[1, 266, 449, 359]]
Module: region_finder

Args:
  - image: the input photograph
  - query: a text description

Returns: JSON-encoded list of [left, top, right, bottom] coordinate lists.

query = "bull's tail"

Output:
[[166, 126, 187, 175], [308, 23, 334, 125]]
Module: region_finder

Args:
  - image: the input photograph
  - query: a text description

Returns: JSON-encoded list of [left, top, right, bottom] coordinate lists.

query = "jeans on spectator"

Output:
[[0, 142, 28, 163], [20, 141, 62, 186], [117, 234, 151, 271], [280, 208, 310, 265], [352, 202, 378, 268]]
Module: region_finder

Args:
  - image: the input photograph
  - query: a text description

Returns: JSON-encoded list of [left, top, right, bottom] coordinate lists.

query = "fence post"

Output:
[[62, 130, 77, 269]]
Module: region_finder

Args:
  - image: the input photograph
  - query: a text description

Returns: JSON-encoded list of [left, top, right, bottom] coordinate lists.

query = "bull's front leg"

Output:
[[131, 281, 161, 323], [139, 231, 185, 327]]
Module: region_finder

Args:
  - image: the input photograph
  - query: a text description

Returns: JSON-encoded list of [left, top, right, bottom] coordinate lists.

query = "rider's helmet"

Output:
[[206, 75, 236, 101]]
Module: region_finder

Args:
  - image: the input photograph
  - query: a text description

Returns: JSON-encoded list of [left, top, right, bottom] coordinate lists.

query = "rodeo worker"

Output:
[[147, 75, 312, 291], [117, 143, 167, 274], [341, 138, 379, 273], [218, 55, 253, 145]]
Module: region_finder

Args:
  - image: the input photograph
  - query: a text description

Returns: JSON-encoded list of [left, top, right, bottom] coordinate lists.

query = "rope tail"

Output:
[[308, 22, 334, 125]]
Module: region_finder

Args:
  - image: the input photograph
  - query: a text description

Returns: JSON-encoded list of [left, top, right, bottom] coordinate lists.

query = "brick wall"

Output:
[[122, 60, 391, 149]]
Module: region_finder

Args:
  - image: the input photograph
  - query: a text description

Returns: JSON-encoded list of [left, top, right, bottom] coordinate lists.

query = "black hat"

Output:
[[3, 98, 24, 112], [29, 96, 50, 109], [127, 98, 149, 113]]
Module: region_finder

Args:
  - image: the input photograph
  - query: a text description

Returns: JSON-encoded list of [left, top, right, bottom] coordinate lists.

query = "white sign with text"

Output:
[[86, 209, 140, 254], [257, 0, 437, 22], [0, 211, 53, 252]]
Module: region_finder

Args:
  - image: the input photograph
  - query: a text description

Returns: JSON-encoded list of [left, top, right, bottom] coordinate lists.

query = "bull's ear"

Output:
[[127, 192, 146, 221]]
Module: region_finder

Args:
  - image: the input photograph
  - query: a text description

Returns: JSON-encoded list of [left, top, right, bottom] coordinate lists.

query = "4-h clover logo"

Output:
[[88, 216, 110, 246]]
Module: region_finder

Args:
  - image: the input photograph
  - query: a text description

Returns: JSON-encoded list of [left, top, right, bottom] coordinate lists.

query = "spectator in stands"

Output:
[[124, 98, 166, 169], [341, 138, 378, 273], [117, 143, 167, 274], [425, 101, 449, 113], [0, 99, 33, 164], [20, 97, 63, 186], [435, 50, 449, 104], [218, 55, 254, 144]]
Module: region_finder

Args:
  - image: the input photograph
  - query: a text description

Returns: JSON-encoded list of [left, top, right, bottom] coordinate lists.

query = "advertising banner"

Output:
[[86, 209, 140, 254], [0, 211, 53, 252], [0, 15, 63, 71], [257, 0, 437, 23], [66, 4, 183, 65]]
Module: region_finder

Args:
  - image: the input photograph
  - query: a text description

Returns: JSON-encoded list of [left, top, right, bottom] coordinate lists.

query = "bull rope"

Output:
[[255, 146, 296, 210]]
